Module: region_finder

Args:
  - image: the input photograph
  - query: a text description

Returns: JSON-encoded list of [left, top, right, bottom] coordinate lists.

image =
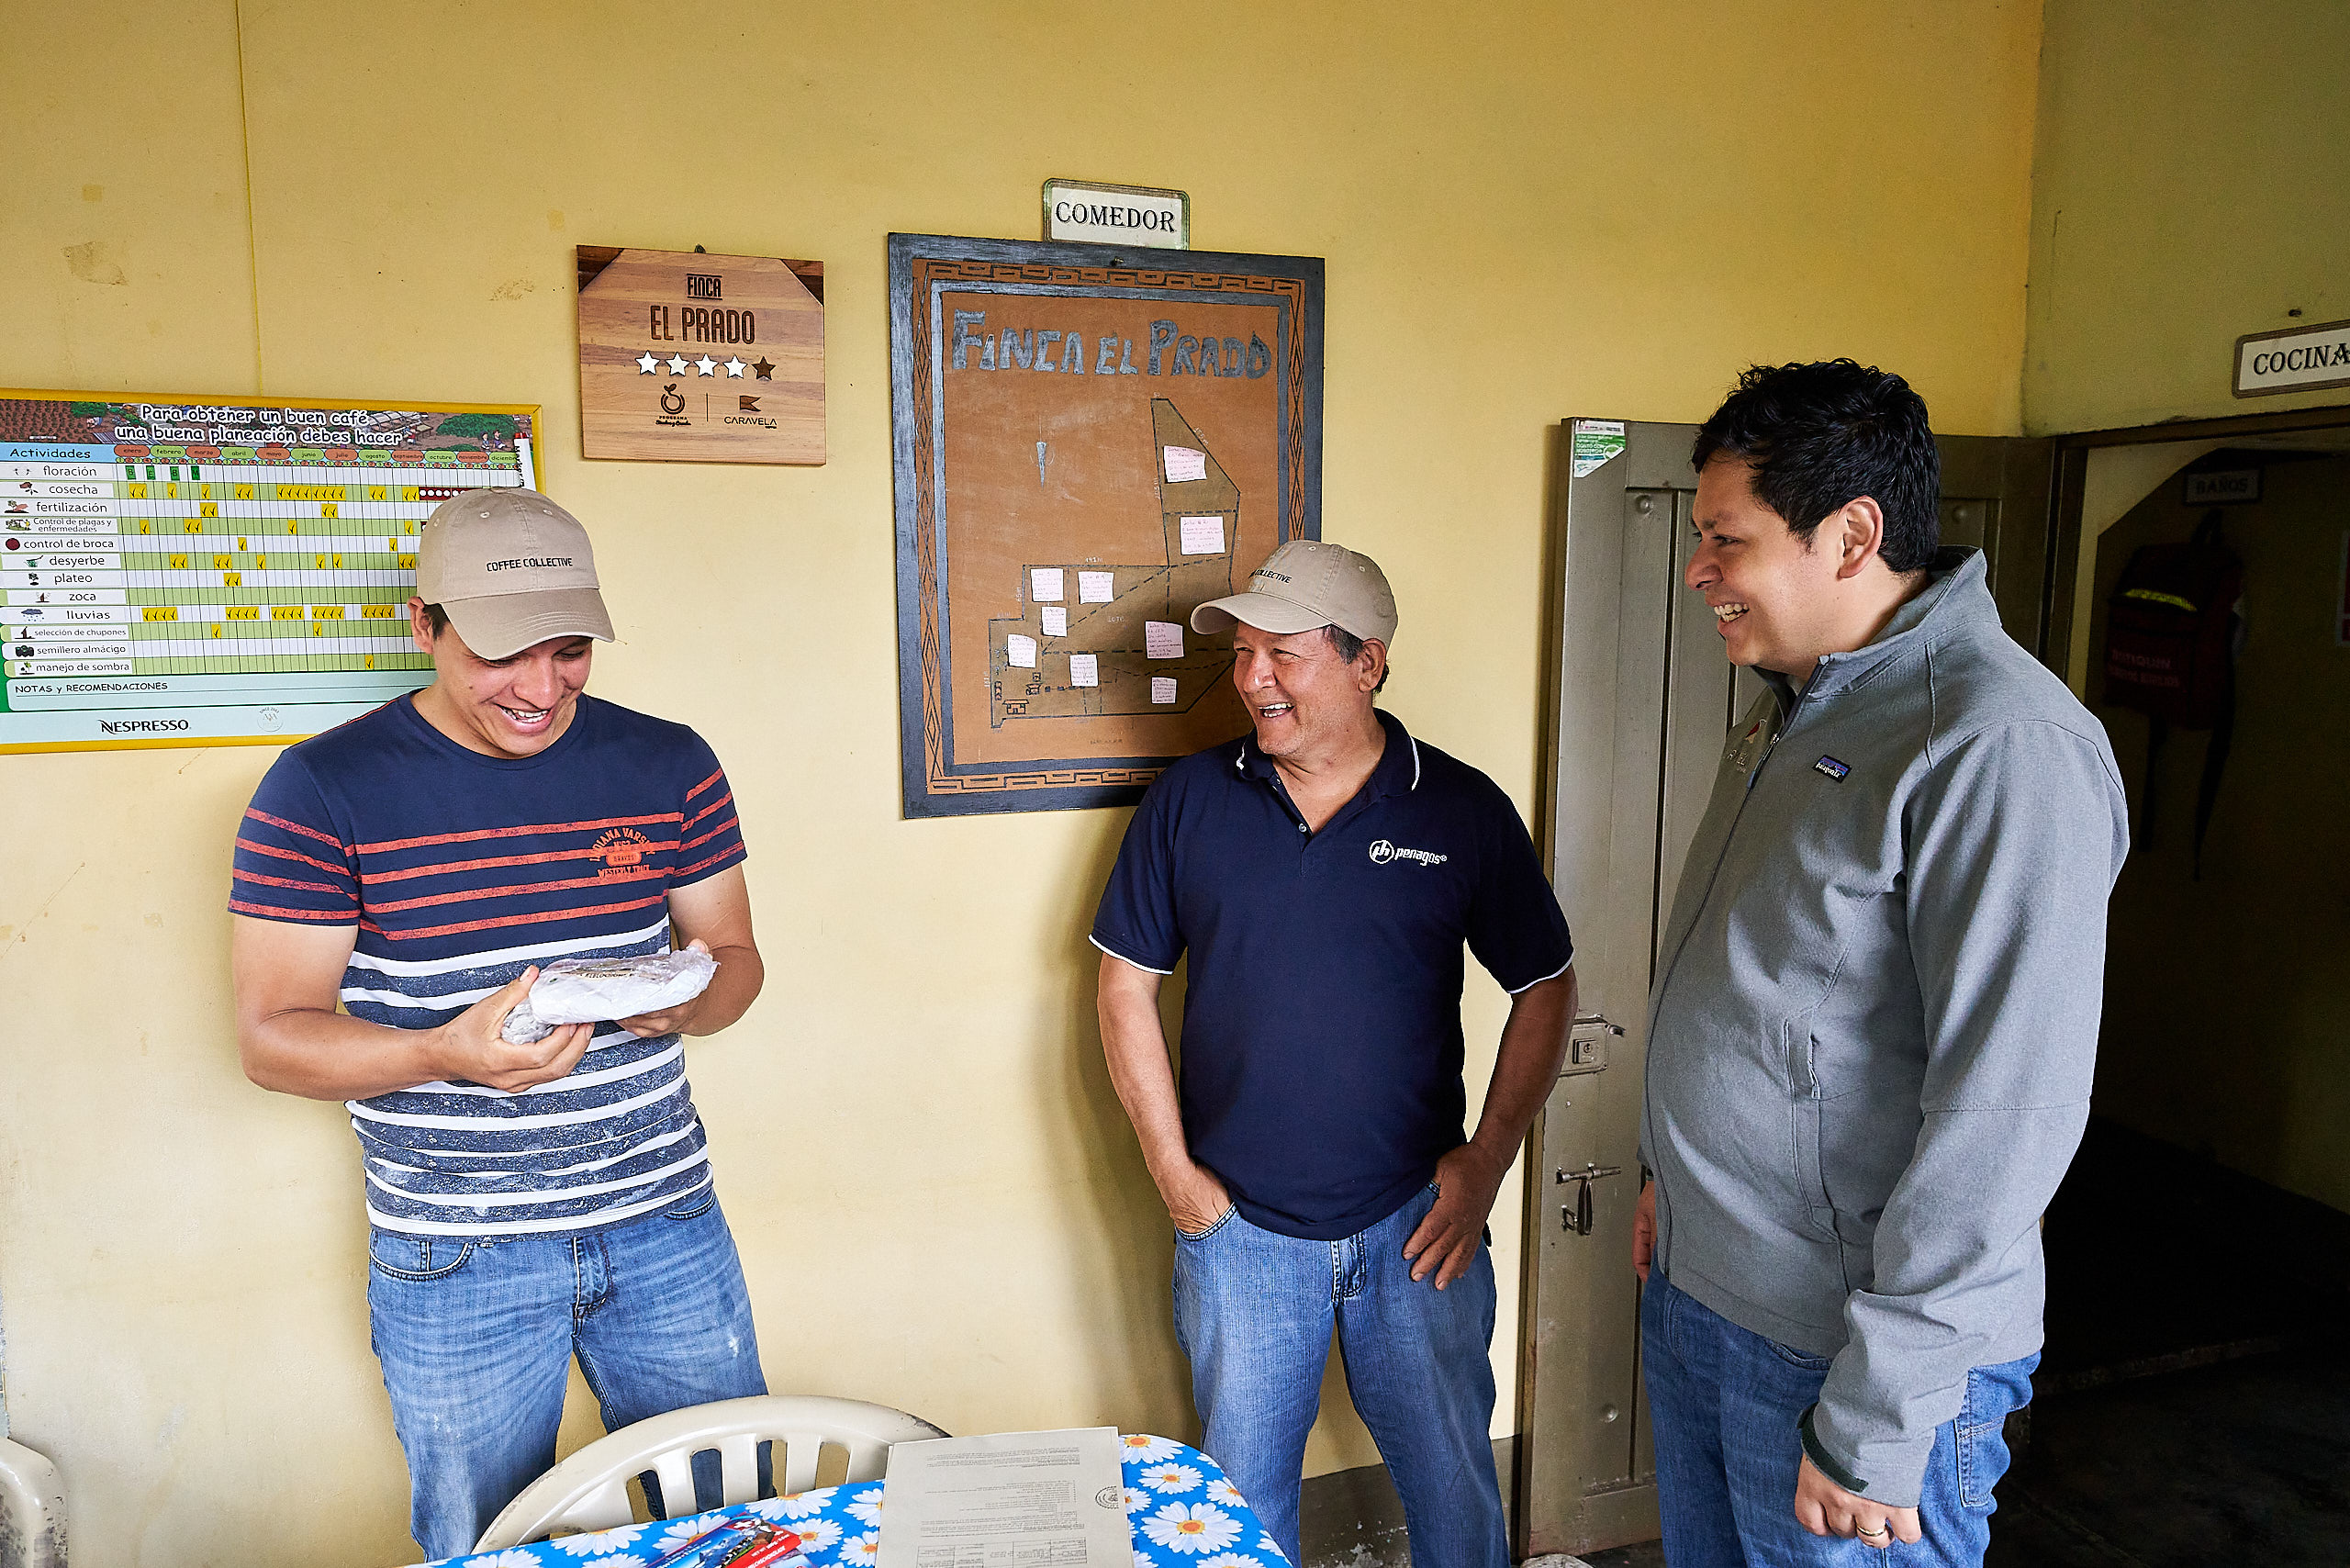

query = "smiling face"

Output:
[[408, 598, 593, 758], [1688, 455, 1876, 682], [1229, 622, 1382, 764]]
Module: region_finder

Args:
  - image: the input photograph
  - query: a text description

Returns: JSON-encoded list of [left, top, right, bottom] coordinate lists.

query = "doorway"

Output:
[[1515, 401, 2350, 1562], [1990, 417, 2350, 1562]]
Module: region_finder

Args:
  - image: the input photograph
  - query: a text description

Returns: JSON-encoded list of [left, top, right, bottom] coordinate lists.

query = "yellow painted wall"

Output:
[[2024, 0, 2350, 432], [0, 2, 2043, 1562], [2083, 456, 2350, 1210], [2023, 0, 2350, 1208]]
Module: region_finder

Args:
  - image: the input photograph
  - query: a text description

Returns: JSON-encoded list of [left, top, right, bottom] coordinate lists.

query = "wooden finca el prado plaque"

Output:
[[576, 246, 824, 464]]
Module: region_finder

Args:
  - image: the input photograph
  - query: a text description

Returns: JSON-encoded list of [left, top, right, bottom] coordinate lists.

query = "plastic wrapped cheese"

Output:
[[499, 948, 719, 1044]]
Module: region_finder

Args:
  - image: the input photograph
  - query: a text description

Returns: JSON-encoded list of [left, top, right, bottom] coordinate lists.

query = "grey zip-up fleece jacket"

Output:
[[1639, 548, 2129, 1506]]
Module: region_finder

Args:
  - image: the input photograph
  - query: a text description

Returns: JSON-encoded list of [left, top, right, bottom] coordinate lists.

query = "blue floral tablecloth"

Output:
[[423, 1435, 1284, 1568]]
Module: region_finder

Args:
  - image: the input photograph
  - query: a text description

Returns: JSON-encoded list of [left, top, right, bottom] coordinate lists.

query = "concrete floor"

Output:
[[1564, 1348, 2350, 1564], [1986, 1346, 2350, 1566], [1561, 1120, 2350, 1565]]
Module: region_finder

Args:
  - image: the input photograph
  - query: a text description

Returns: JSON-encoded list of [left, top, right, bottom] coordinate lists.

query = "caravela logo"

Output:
[[591, 827, 655, 877], [1369, 839, 1448, 868]]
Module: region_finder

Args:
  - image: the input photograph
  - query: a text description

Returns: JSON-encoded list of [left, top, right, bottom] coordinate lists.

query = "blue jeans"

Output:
[[1171, 1183, 1507, 1568], [1641, 1272, 2034, 1568], [367, 1186, 767, 1559]]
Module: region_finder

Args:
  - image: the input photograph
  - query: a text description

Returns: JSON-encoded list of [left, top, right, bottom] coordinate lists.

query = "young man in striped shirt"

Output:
[[229, 489, 769, 1559]]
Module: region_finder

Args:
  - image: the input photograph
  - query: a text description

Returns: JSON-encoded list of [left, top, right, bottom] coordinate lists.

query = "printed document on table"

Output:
[[877, 1427, 1131, 1568]]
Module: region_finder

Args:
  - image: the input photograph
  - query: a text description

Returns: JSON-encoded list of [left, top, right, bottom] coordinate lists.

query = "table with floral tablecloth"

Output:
[[421, 1434, 1285, 1568]]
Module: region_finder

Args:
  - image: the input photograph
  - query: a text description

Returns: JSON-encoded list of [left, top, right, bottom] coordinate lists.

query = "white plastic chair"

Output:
[[0, 1435, 68, 1568], [475, 1394, 946, 1551]]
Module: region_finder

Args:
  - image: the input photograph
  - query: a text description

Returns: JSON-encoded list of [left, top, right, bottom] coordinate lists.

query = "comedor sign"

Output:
[[1041, 178, 1190, 251]]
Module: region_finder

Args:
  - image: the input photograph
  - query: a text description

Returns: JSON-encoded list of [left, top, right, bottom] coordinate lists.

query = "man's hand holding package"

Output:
[[438, 967, 594, 1092]]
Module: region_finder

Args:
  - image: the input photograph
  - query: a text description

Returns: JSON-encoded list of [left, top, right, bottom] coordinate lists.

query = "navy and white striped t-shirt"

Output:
[[229, 692, 747, 1238]]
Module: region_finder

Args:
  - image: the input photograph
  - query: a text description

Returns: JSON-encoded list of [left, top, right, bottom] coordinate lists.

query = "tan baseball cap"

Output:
[[1191, 539, 1398, 644], [415, 488, 614, 660]]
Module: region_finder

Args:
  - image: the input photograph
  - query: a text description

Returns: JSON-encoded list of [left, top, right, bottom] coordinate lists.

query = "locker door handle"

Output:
[[1557, 1162, 1623, 1235], [1565, 1015, 1624, 1073]]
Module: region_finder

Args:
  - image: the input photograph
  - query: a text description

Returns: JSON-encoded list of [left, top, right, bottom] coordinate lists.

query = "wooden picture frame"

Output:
[[887, 233, 1323, 818]]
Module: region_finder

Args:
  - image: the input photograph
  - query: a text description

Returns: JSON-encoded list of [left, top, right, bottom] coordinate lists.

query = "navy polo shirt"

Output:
[[1091, 711, 1573, 1240]]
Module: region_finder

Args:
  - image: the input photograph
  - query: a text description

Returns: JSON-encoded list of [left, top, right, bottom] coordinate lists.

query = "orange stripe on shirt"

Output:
[[352, 812, 679, 856], [363, 868, 660, 914], [677, 844, 745, 880], [685, 790, 733, 830], [685, 767, 726, 801], [236, 836, 352, 879], [361, 840, 680, 886], [234, 868, 352, 897], [681, 814, 739, 853], [245, 806, 345, 852], [230, 898, 357, 923]]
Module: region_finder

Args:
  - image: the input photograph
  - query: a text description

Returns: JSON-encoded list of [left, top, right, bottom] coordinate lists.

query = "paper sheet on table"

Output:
[[1040, 605, 1068, 636], [877, 1427, 1130, 1568]]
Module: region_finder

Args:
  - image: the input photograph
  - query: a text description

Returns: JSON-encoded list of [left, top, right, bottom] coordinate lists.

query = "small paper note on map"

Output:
[[1069, 654, 1099, 687], [1145, 621, 1183, 659], [1179, 515, 1226, 554], [1006, 634, 1037, 669], [1163, 445, 1208, 483], [1041, 606, 1069, 636], [1031, 567, 1064, 602], [1079, 571, 1114, 603], [876, 1427, 1131, 1568], [1151, 677, 1179, 704]]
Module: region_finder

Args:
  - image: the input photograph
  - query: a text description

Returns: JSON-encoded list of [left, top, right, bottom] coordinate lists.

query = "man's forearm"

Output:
[[1465, 969, 1575, 1167], [681, 943, 763, 1035], [242, 1007, 448, 1102], [1099, 986, 1192, 1179]]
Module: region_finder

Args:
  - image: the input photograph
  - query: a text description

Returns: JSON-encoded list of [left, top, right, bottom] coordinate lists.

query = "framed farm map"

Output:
[[888, 233, 1322, 817]]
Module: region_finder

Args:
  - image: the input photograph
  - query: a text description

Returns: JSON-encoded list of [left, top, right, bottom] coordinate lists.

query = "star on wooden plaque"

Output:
[[576, 246, 824, 464]]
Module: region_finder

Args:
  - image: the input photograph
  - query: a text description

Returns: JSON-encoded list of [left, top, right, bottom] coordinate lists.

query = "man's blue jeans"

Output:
[[1641, 1271, 2034, 1567], [367, 1186, 767, 1559], [1171, 1183, 1507, 1568]]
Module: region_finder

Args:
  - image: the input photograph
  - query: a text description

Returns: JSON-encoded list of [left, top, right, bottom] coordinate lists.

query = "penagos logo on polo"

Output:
[[1369, 839, 1449, 868]]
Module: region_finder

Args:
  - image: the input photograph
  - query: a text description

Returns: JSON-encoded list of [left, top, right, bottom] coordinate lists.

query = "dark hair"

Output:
[[420, 601, 450, 637], [1324, 624, 1390, 694], [1690, 359, 1942, 572]]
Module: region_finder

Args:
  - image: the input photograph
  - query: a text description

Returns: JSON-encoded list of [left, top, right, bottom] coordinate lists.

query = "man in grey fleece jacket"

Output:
[[1631, 361, 2129, 1564]]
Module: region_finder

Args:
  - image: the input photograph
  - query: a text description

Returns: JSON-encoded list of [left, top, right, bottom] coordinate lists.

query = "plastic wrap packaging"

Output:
[[499, 948, 719, 1044]]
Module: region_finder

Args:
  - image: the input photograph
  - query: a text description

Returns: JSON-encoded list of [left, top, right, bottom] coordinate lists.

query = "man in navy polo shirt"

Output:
[[1094, 539, 1575, 1568]]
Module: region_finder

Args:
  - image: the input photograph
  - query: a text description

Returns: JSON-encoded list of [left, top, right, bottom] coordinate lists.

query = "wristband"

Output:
[[1797, 1405, 1870, 1495]]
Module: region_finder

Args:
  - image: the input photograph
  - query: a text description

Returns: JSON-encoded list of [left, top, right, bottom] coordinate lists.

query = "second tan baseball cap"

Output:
[[415, 488, 614, 660], [1191, 539, 1399, 645]]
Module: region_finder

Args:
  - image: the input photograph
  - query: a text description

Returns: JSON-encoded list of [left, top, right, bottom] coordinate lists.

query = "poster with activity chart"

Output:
[[0, 390, 537, 753]]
